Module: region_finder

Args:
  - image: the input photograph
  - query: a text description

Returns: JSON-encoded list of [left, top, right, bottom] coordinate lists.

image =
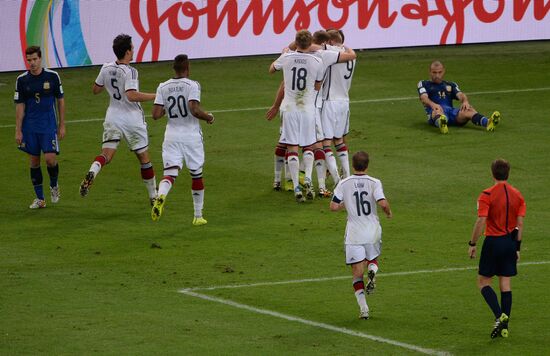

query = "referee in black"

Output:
[[468, 159, 526, 338]]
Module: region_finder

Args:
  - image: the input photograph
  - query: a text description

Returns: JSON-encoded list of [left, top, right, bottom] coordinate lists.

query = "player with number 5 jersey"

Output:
[[330, 151, 392, 319], [151, 54, 215, 226], [79, 34, 158, 206]]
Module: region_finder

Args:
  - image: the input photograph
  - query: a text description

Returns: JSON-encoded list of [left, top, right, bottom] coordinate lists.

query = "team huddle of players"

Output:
[[268, 29, 356, 202]]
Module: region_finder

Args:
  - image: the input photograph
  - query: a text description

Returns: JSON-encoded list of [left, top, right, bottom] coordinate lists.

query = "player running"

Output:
[[330, 151, 392, 319], [150, 54, 215, 226], [79, 34, 157, 205]]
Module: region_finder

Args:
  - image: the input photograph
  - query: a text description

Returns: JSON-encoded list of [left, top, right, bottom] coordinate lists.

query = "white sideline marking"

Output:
[[181, 260, 550, 292], [1, 87, 549, 128], [180, 289, 450, 356]]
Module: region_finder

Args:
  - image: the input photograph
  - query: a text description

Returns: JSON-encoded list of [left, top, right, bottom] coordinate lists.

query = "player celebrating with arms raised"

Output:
[[15, 46, 65, 209], [151, 54, 215, 226], [79, 34, 157, 205], [330, 151, 392, 319]]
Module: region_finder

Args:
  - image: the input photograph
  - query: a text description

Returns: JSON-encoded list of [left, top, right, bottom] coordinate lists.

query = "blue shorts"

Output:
[[426, 106, 463, 126], [478, 235, 517, 277], [18, 130, 59, 156]]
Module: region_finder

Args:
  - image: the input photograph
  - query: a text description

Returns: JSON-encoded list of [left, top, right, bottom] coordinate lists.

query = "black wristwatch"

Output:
[[468, 241, 476, 247]]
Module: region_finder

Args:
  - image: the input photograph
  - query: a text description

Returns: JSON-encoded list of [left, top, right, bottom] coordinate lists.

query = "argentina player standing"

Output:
[[15, 46, 65, 209]]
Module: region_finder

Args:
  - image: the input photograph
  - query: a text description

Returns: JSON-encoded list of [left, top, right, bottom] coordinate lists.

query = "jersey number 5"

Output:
[[353, 191, 371, 216], [111, 78, 122, 100]]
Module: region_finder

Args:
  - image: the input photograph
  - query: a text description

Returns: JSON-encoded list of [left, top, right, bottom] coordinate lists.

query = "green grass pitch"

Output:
[[1, 41, 549, 355]]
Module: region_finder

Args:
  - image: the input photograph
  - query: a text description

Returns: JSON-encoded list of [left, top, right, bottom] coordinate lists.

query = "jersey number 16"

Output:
[[353, 191, 371, 216]]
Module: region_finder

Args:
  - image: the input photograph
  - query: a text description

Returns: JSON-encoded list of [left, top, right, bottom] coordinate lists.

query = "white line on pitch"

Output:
[[1, 86, 549, 129], [180, 290, 450, 356], [180, 260, 550, 292]]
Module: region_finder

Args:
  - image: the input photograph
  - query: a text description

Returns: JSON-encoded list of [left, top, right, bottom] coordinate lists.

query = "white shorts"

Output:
[[102, 120, 148, 152], [314, 107, 324, 142], [279, 111, 316, 147], [162, 139, 204, 174], [322, 101, 350, 139], [345, 241, 381, 265]]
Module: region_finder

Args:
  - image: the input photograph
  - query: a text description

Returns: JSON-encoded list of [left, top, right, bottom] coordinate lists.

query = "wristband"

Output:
[[516, 240, 521, 251], [468, 241, 476, 247]]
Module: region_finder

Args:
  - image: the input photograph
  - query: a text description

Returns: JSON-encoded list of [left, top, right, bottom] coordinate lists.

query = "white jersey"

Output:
[[273, 51, 324, 113], [333, 174, 386, 244], [311, 47, 341, 109], [154, 77, 203, 142], [95, 62, 144, 122], [322, 44, 355, 102]]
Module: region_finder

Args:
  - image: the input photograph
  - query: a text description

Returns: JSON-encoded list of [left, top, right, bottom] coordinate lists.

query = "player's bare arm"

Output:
[[420, 93, 443, 113], [330, 200, 345, 211], [269, 62, 278, 74], [189, 100, 215, 124], [126, 90, 156, 102], [469, 216, 486, 258], [456, 92, 471, 111], [315, 80, 322, 91], [266, 81, 285, 121], [57, 97, 66, 140], [516, 216, 524, 261], [92, 83, 104, 95], [377, 199, 392, 218], [15, 103, 25, 145], [152, 104, 165, 120], [337, 46, 356, 62]]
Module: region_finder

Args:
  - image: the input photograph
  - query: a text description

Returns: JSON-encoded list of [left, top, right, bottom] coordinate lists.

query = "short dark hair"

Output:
[[295, 30, 312, 49], [112, 34, 132, 60], [491, 159, 510, 180], [173, 54, 189, 73], [25, 46, 41, 58], [312, 30, 329, 45], [352, 151, 370, 171]]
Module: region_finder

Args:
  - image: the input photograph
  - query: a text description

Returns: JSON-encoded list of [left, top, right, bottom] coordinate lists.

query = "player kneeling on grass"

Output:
[[151, 54, 215, 226], [330, 151, 392, 319]]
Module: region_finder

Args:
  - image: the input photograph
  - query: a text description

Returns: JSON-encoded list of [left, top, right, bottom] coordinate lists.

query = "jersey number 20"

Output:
[[167, 95, 188, 119]]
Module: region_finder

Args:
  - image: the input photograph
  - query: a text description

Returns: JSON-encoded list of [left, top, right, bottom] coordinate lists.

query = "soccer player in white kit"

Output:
[[269, 30, 324, 202], [80, 34, 157, 205], [322, 30, 356, 180], [151, 54, 215, 226], [330, 151, 392, 319]]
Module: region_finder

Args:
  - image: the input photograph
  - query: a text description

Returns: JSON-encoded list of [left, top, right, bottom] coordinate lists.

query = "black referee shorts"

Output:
[[479, 234, 518, 277]]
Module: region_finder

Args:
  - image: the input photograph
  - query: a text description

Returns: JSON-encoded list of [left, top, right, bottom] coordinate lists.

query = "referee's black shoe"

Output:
[[491, 313, 509, 339]]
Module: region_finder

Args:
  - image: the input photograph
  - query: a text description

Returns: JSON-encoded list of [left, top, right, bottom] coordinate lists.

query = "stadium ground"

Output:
[[1, 41, 549, 355]]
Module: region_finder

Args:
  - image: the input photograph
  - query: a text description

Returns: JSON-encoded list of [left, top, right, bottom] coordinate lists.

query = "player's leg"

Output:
[[44, 153, 60, 203], [334, 138, 350, 179], [348, 245, 369, 319], [427, 107, 448, 134], [184, 140, 207, 226], [273, 144, 286, 191], [80, 122, 122, 197], [135, 149, 157, 205], [323, 140, 340, 187], [152, 166, 178, 222], [39, 130, 61, 203], [280, 112, 304, 201], [365, 259, 379, 295], [302, 147, 315, 200], [313, 144, 330, 197], [28, 153, 46, 209]]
